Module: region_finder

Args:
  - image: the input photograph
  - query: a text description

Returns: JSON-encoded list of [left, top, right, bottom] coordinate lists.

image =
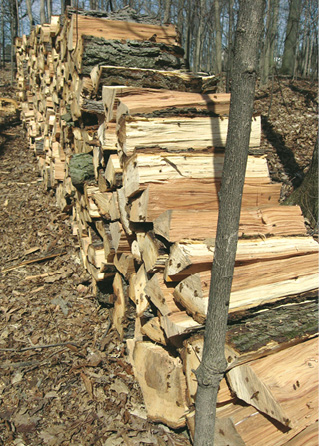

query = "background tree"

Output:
[[280, 0, 302, 75], [193, 0, 266, 444], [284, 135, 318, 228]]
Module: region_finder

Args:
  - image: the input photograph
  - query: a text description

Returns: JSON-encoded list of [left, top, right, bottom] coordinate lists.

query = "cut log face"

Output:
[[227, 338, 318, 429], [118, 115, 261, 156], [129, 341, 188, 428]]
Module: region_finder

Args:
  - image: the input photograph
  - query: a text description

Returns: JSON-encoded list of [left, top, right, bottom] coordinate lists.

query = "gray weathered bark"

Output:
[[212, 0, 222, 74], [26, 0, 34, 28], [280, 0, 302, 75], [40, 0, 46, 24], [193, 0, 266, 445]]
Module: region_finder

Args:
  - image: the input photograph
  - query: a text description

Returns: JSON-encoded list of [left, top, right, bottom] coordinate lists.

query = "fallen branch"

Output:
[[0, 341, 79, 352], [1, 251, 67, 273]]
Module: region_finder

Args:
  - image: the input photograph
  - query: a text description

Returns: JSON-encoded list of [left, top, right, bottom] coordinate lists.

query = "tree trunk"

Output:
[[40, 0, 46, 24], [46, 0, 52, 23], [226, 0, 234, 92], [194, 0, 206, 72], [193, 0, 266, 445], [26, 0, 34, 28], [163, 0, 171, 23], [212, 0, 222, 74], [284, 135, 318, 228], [280, 0, 302, 75]]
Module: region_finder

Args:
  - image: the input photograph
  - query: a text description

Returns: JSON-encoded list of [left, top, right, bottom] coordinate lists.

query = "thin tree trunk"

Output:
[[194, 0, 206, 72], [163, 0, 171, 23], [193, 0, 265, 444], [269, 0, 279, 71], [47, 0, 52, 22], [281, 0, 302, 75], [26, 0, 34, 29], [226, 0, 234, 92], [213, 0, 222, 74], [40, 0, 46, 24]]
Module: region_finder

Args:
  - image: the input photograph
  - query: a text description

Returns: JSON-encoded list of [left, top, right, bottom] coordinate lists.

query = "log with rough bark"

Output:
[[94, 66, 219, 97], [78, 36, 187, 77], [117, 115, 261, 158]]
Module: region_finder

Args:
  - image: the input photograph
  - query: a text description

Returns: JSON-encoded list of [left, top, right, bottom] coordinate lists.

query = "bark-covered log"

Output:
[[80, 36, 187, 76], [95, 66, 218, 96]]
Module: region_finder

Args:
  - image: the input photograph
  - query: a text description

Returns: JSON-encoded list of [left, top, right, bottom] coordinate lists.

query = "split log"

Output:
[[227, 338, 318, 428], [154, 206, 308, 243], [109, 87, 230, 118], [174, 253, 318, 321], [186, 413, 246, 446], [127, 340, 189, 428], [129, 179, 281, 223], [281, 422, 318, 446], [123, 152, 269, 198], [104, 154, 122, 188], [117, 115, 261, 157], [165, 236, 319, 280], [140, 316, 167, 345], [144, 273, 180, 316], [160, 311, 203, 339]]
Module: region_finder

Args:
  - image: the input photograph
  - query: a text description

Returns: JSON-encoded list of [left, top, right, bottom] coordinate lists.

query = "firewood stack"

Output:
[[16, 8, 318, 445]]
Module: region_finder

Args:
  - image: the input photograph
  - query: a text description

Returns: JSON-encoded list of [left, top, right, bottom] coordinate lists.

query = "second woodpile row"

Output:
[[16, 8, 318, 445]]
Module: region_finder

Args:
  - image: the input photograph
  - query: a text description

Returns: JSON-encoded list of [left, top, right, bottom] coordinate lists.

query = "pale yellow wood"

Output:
[[133, 264, 149, 316], [130, 179, 281, 223], [281, 422, 318, 445], [112, 273, 127, 340], [124, 152, 269, 198], [119, 115, 261, 156], [165, 236, 319, 280], [154, 206, 307, 243], [226, 339, 318, 438], [174, 253, 318, 320], [160, 311, 203, 338], [144, 273, 180, 316], [141, 317, 167, 345], [130, 341, 188, 428]]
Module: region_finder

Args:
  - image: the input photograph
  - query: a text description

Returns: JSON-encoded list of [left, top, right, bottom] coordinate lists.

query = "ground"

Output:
[[0, 65, 317, 446]]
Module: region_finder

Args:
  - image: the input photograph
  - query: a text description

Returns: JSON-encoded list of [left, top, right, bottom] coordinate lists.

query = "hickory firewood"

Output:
[[164, 236, 319, 280], [173, 253, 318, 321], [123, 152, 268, 198], [227, 338, 318, 428], [129, 179, 281, 223], [153, 206, 308, 243], [94, 66, 218, 97], [117, 115, 261, 158]]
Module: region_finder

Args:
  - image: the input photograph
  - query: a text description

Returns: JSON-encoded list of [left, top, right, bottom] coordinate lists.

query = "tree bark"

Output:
[[212, 0, 222, 74], [193, 0, 266, 445], [26, 0, 34, 28], [280, 0, 302, 75], [163, 0, 171, 23], [284, 135, 318, 228], [40, 0, 46, 24]]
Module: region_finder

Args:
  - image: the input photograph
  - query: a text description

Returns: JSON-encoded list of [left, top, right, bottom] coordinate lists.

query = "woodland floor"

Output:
[[0, 65, 317, 446]]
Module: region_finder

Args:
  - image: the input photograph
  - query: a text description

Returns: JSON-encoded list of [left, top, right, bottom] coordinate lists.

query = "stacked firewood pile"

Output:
[[16, 8, 318, 445]]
